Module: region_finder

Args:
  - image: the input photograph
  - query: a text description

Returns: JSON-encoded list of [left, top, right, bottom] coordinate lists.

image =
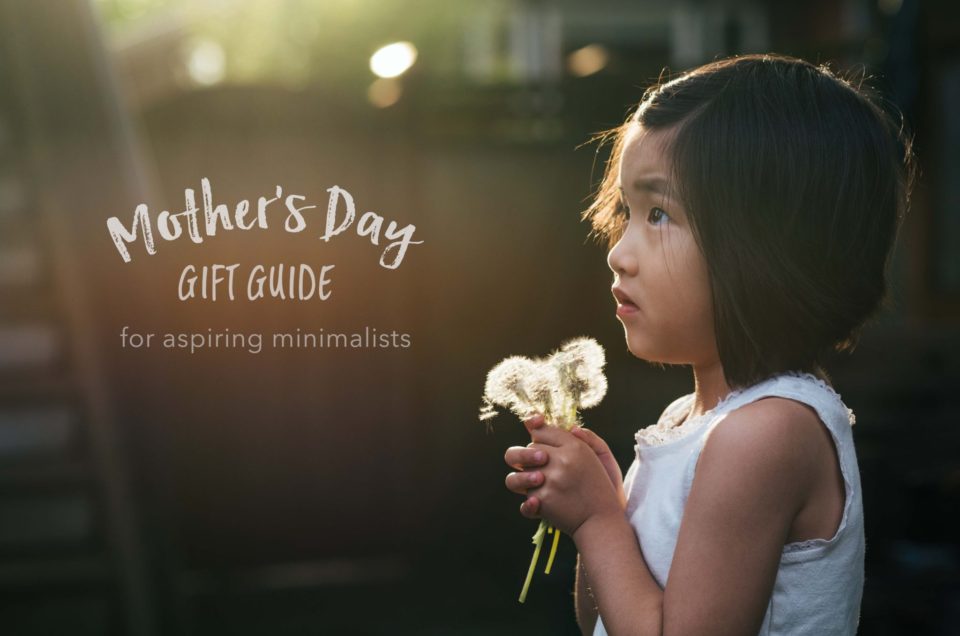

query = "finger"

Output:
[[505, 470, 544, 495], [570, 428, 623, 487], [504, 446, 548, 470], [529, 424, 571, 446], [571, 426, 612, 455], [523, 413, 546, 432], [527, 495, 540, 515], [521, 496, 541, 519]]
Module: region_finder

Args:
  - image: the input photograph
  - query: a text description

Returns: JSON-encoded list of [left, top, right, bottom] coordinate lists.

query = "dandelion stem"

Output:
[[519, 520, 549, 603], [545, 525, 561, 574], [482, 337, 608, 605]]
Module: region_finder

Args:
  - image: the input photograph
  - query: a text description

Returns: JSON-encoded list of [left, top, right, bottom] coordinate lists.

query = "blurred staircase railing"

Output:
[[0, 1, 159, 634]]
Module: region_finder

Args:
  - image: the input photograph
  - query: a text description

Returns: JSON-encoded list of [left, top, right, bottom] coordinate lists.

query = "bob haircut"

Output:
[[584, 53, 916, 389]]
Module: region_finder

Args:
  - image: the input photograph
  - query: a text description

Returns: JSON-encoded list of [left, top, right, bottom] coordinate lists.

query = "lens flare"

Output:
[[369, 41, 418, 78], [567, 44, 609, 78]]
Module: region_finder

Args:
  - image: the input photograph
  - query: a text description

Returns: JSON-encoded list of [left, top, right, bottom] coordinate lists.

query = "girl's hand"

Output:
[[507, 414, 624, 537], [503, 423, 550, 520], [570, 424, 626, 510], [506, 415, 626, 520]]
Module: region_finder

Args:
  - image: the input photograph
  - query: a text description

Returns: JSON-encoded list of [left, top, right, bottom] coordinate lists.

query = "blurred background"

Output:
[[0, 0, 958, 634]]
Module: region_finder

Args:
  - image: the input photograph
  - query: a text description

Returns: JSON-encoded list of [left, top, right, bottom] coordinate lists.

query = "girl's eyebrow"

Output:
[[631, 176, 675, 199], [621, 178, 685, 219]]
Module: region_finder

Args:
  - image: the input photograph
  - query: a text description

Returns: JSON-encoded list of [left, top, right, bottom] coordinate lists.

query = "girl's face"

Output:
[[607, 123, 718, 366]]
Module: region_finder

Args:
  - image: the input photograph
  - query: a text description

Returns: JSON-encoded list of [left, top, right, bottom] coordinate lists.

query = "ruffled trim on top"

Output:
[[635, 370, 854, 448], [635, 383, 747, 447], [773, 370, 856, 426]]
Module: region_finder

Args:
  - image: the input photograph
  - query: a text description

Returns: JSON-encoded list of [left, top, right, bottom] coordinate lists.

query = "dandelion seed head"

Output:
[[479, 396, 499, 421], [484, 356, 534, 403], [527, 363, 561, 423], [578, 372, 608, 409], [479, 337, 608, 428], [555, 337, 608, 409], [561, 337, 606, 376], [565, 366, 591, 401]]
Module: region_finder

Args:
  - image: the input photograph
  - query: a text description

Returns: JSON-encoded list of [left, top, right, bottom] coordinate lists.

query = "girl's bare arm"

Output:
[[575, 552, 598, 635], [572, 398, 822, 636]]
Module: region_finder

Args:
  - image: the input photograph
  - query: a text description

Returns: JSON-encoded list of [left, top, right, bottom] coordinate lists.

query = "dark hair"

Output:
[[583, 53, 917, 389]]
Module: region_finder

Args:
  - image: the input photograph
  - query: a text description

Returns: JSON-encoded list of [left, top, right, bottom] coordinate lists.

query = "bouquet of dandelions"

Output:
[[479, 336, 607, 603]]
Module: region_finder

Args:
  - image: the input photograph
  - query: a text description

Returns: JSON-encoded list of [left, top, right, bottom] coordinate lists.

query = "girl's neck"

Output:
[[688, 359, 733, 422]]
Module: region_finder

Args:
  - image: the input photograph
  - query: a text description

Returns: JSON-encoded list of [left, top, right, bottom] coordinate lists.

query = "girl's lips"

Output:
[[616, 301, 639, 317], [611, 286, 639, 308]]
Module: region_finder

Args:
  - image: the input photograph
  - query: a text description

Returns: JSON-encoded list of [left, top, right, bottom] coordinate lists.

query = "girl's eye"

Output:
[[647, 207, 669, 226]]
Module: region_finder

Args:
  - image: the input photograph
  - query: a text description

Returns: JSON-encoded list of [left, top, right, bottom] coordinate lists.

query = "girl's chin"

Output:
[[624, 333, 651, 358], [625, 333, 671, 364]]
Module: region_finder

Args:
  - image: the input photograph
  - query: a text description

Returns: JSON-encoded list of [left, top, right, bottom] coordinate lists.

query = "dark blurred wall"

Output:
[[1, 1, 959, 635]]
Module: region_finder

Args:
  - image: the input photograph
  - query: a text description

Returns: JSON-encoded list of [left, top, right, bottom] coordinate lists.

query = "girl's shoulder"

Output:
[[705, 395, 833, 469], [699, 372, 862, 558], [721, 370, 857, 432]]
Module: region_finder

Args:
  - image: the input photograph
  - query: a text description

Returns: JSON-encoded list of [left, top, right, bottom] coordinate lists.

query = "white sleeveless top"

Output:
[[593, 371, 864, 636]]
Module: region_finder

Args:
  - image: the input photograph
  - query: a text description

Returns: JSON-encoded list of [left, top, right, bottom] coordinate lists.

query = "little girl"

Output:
[[504, 53, 914, 636]]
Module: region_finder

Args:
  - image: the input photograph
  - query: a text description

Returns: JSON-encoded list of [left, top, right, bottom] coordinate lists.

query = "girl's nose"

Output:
[[607, 237, 637, 277]]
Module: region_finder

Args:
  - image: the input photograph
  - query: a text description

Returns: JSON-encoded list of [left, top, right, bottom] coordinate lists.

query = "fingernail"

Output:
[[534, 451, 545, 462]]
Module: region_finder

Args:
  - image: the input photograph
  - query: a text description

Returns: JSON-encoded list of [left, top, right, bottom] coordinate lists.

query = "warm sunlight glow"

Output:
[[367, 78, 403, 108], [567, 44, 609, 77], [369, 41, 418, 78], [186, 38, 226, 86]]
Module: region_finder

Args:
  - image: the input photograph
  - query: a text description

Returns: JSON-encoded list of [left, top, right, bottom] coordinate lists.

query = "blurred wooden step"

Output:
[[0, 376, 78, 402], [0, 323, 62, 370], [0, 208, 33, 249], [0, 405, 76, 458], [0, 459, 89, 488], [0, 172, 26, 221], [0, 288, 56, 322], [0, 242, 42, 286], [0, 115, 10, 149], [0, 493, 97, 548], [0, 554, 110, 588], [3, 588, 117, 636]]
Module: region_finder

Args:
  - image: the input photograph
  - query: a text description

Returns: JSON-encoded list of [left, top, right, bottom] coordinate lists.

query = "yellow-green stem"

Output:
[[519, 408, 579, 602], [544, 525, 561, 573], [519, 520, 549, 603]]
